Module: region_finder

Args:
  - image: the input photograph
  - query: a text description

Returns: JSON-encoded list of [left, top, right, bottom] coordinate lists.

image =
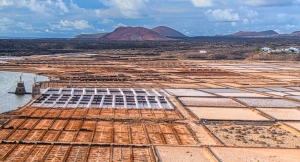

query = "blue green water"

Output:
[[0, 71, 49, 113]]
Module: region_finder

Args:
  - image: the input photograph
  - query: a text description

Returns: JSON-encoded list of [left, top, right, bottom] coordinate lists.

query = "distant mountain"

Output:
[[290, 31, 300, 36], [99, 26, 173, 41], [228, 30, 300, 38], [230, 30, 278, 37], [152, 26, 187, 38], [72, 27, 300, 40], [73, 33, 109, 39]]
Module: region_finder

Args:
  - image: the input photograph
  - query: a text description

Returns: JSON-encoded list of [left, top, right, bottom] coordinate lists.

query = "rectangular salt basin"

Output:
[[198, 88, 246, 93], [215, 93, 268, 98], [178, 97, 245, 107], [155, 146, 214, 162], [267, 75, 299, 79], [275, 67, 299, 70], [237, 98, 300, 108], [239, 66, 262, 68], [267, 87, 295, 92], [286, 92, 300, 95], [189, 123, 219, 146], [221, 67, 246, 70], [233, 70, 262, 73], [287, 87, 300, 91], [247, 88, 272, 92], [275, 66, 299, 69], [211, 147, 300, 162], [286, 96, 300, 100], [249, 68, 274, 70], [266, 92, 288, 96], [165, 89, 214, 97], [213, 66, 237, 68], [207, 124, 300, 148], [188, 107, 269, 120], [257, 108, 300, 120], [162, 83, 205, 88], [284, 122, 300, 131]]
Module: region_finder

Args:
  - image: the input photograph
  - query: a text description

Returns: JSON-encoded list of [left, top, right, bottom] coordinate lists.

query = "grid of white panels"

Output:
[[42, 88, 167, 96], [31, 88, 173, 109]]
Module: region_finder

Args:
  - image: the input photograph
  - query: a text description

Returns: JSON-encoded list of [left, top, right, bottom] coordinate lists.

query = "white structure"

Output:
[[261, 47, 271, 52], [270, 49, 282, 54], [288, 47, 299, 53], [0, 61, 8, 64], [199, 50, 208, 54], [0, 56, 21, 60], [261, 47, 299, 54]]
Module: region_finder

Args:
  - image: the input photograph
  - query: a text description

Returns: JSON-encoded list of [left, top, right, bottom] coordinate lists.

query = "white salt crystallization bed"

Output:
[[30, 88, 174, 109]]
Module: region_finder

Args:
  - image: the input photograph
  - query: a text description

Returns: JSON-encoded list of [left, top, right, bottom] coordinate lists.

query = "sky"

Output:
[[0, 0, 300, 37]]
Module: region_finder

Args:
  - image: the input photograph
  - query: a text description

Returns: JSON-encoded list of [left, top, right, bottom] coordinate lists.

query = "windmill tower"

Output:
[[15, 74, 26, 94], [32, 75, 41, 97]]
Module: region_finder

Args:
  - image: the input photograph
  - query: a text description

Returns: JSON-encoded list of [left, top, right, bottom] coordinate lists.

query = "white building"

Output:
[[199, 50, 208, 54], [261, 47, 271, 52], [262, 47, 299, 54], [270, 49, 282, 54], [289, 47, 299, 53]]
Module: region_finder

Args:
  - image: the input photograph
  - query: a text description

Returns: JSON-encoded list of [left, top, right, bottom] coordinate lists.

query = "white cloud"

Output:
[[99, 0, 148, 17], [0, 26, 7, 31], [286, 24, 295, 29], [55, 0, 68, 13], [101, 0, 148, 10], [277, 13, 288, 20], [275, 13, 295, 24], [0, 0, 13, 6], [49, 20, 93, 31], [0, 17, 13, 31], [0, 18, 34, 32], [17, 22, 33, 30], [46, 0, 52, 5], [70, 0, 86, 12], [191, 0, 213, 7], [59, 20, 93, 30], [23, 0, 47, 13], [95, 8, 120, 18], [0, 18, 36, 32], [242, 19, 249, 24], [97, 28, 106, 32], [239, 6, 258, 18], [274, 29, 281, 34], [45, 28, 54, 33], [114, 23, 127, 28], [0, 0, 69, 14], [100, 18, 114, 24], [244, 0, 293, 7], [206, 9, 239, 21], [0, 17, 13, 24]]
